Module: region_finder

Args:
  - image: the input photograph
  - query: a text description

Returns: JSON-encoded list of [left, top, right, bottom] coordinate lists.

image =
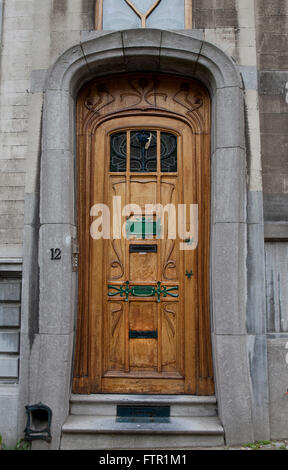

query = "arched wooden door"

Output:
[[73, 74, 214, 395]]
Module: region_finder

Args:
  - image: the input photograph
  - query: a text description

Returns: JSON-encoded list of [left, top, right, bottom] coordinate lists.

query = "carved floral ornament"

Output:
[[81, 76, 207, 134], [95, 0, 192, 30]]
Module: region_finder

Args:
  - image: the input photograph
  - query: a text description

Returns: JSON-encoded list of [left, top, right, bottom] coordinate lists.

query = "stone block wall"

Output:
[[193, 0, 238, 28], [255, 1, 288, 441], [265, 243, 288, 333], [0, 0, 263, 261], [0, 0, 95, 262], [4, 4, 288, 258], [0, 0, 33, 259], [256, 0, 288, 221]]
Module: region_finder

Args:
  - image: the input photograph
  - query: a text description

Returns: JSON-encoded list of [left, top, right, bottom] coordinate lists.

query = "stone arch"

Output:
[[34, 29, 255, 448]]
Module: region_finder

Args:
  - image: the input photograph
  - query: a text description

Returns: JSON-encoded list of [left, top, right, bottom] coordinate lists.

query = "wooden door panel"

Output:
[[130, 180, 157, 206], [105, 301, 125, 372], [73, 74, 213, 395], [161, 301, 179, 373], [108, 239, 125, 281], [129, 302, 158, 371], [102, 120, 184, 392], [130, 251, 158, 282], [107, 176, 126, 283]]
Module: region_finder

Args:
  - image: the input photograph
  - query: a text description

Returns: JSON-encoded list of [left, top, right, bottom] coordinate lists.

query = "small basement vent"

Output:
[[116, 405, 170, 423]]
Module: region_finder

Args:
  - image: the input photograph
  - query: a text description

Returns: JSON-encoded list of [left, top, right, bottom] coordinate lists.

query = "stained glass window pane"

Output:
[[130, 131, 157, 172], [110, 132, 127, 172], [160, 132, 177, 172]]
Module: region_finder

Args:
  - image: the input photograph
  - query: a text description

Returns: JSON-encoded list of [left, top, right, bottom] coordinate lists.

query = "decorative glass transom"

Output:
[[98, 0, 186, 30], [110, 130, 178, 173]]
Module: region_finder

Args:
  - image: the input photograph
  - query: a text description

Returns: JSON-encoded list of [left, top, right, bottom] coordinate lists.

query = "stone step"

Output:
[[60, 415, 224, 450], [70, 394, 218, 417]]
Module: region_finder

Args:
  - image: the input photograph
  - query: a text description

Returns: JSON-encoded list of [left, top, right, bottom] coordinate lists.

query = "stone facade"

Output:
[[0, 0, 287, 449]]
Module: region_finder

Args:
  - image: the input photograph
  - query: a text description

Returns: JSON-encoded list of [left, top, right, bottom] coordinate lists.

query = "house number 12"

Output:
[[50, 248, 62, 260]]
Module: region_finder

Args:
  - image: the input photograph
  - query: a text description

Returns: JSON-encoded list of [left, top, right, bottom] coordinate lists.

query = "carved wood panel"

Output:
[[78, 74, 209, 135], [73, 73, 213, 395]]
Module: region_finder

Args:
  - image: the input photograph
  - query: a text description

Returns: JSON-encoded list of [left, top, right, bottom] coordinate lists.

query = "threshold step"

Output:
[[62, 415, 223, 434], [61, 415, 224, 450], [70, 394, 217, 417]]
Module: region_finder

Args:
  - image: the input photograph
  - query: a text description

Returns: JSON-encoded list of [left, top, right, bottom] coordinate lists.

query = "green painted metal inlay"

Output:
[[108, 282, 179, 302], [107, 281, 130, 301], [185, 270, 193, 279], [126, 216, 161, 239], [157, 282, 179, 302]]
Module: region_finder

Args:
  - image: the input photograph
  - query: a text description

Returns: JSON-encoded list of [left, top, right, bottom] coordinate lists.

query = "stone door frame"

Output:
[[18, 29, 270, 449]]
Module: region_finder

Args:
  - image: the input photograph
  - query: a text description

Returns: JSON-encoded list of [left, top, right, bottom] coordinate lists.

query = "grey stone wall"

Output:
[[256, 0, 288, 222], [0, 0, 263, 259], [265, 242, 288, 439], [193, 0, 238, 28], [267, 337, 288, 439], [265, 242, 288, 333], [0, 0, 96, 262], [256, 0, 288, 440], [0, 0, 33, 259]]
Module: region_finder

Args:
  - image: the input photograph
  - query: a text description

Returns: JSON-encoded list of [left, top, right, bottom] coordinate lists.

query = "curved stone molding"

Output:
[[33, 29, 266, 448], [46, 30, 242, 95]]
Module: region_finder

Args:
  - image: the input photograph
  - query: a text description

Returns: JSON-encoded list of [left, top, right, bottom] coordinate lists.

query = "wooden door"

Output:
[[73, 74, 214, 395]]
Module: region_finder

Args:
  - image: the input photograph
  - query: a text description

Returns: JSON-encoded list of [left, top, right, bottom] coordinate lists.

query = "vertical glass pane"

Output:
[[130, 131, 157, 172], [110, 132, 127, 172], [147, 0, 185, 29], [103, 0, 140, 30], [160, 133, 177, 172]]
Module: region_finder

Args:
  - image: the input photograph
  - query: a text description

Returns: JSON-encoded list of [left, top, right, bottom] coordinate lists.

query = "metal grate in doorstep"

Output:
[[116, 405, 170, 423]]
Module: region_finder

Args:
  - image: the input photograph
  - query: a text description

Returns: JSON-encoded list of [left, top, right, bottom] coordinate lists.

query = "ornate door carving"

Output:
[[73, 74, 213, 395]]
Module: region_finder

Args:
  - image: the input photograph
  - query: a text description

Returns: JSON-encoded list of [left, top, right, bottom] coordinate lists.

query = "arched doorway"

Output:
[[72, 73, 213, 395], [25, 29, 258, 448]]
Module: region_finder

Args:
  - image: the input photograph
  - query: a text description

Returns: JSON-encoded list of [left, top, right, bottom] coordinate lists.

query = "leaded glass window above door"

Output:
[[110, 130, 178, 173], [95, 0, 192, 30]]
